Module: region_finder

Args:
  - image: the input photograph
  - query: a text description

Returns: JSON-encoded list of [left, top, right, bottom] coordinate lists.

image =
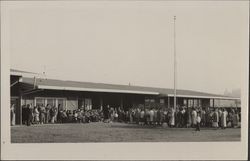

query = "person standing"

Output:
[[129, 109, 133, 123], [57, 104, 62, 123], [196, 112, 201, 131], [145, 109, 150, 125], [221, 108, 227, 129], [27, 104, 33, 126], [212, 108, 219, 128], [103, 105, 109, 122], [10, 104, 15, 126], [170, 108, 175, 128], [39, 104, 46, 124], [34, 106, 40, 124], [184, 108, 190, 128], [232, 110, 239, 128], [45, 104, 50, 124], [153, 108, 157, 125], [22, 105, 28, 125], [201, 108, 206, 127], [180, 107, 185, 127], [50, 106, 56, 123], [176, 109, 182, 128], [139, 109, 145, 125], [157, 108, 162, 125], [191, 108, 197, 128], [218, 108, 222, 127], [114, 111, 118, 122], [149, 108, 154, 125], [135, 108, 140, 124], [205, 108, 210, 127]]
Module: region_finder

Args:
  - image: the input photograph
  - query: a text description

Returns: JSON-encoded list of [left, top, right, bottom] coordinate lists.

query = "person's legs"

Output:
[[26, 118, 29, 126], [28, 116, 32, 126], [51, 116, 55, 123]]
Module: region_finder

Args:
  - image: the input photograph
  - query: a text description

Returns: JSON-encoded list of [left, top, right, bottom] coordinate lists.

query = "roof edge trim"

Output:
[[168, 94, 240, 100], [37, 85, 160, 95]]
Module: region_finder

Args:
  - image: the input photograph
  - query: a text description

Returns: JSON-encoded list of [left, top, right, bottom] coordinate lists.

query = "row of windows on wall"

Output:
[[210, 99, 238, 107], [144, 98, 165, 104], [35, 97, 66, 110], [34, 97, 92, 110], [186, 99, 202, 107], [145, 98, 202, 107]]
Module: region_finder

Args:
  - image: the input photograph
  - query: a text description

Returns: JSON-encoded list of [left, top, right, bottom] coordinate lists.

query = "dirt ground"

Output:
[[11, 122, 241, 143]]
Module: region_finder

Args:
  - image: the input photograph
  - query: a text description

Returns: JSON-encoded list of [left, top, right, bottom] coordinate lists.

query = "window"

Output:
[[84, 98, 92, 110], [188, 99, 193, 107], [210, 99, 214, 107], [35, 97, 66, 109], [36, 98, 45, 106], [183, 99, 187, 106], [150, 99, 155, 103], [160, 99, 165, 104], [193, 99, 198, 107], [57, 99, 66, 110], [47, 98, 55, 107], [198, 99, 202, 107]]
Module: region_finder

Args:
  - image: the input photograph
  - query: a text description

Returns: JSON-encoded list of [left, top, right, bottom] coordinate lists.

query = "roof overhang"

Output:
[[167, 94, 240, 100], [37, 85, 160, 95], [10, 72, 23, 77]]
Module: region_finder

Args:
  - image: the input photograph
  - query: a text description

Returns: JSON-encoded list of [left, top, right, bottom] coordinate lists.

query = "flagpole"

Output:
[[174, 15, 177, 111]]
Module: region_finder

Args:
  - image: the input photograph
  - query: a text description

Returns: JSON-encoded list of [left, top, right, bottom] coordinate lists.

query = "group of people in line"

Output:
[[11, 103, 240, 131], [103, 105, 241, 131], [19, 104, 103, 126]]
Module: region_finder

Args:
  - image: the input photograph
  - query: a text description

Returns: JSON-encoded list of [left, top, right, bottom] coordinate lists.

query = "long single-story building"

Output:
[[10, 69, 240, 125]]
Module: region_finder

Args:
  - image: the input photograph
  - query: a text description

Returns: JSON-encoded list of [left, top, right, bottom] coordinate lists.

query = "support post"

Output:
[[100, 97, 103, 111], [120, 95, 123, 109], [19, 87, 23, 125], [168, 96, 170, 108], [173, 15, 177, 111]]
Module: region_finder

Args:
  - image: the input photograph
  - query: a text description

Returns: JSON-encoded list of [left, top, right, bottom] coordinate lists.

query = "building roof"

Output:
[[10, 69, 38, 77], [20, 77, 240, 100]]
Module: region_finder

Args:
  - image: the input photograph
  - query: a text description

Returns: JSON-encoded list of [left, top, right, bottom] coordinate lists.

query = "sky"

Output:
[[3, 1, 248, 95]]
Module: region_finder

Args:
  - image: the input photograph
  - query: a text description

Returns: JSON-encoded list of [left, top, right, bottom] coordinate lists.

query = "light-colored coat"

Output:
[[191, 110, 197, 125], [221, 111, 227, 127]]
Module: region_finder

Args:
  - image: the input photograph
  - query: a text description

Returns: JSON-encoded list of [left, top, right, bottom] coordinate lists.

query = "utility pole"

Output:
[[174, 15, 177, 111]]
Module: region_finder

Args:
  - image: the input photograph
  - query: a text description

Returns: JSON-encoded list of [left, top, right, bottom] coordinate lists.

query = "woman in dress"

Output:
[[212, 108, 219, 128], [39, 104, 46, 124], [10, 104, 15, 126], [232, 110, 239, 128], [34, 106, 40, 124], [149, 108, 154, 125], [221, 108, 227, 129], [191, 108, 197, 128], [170, 108, 175, 128]]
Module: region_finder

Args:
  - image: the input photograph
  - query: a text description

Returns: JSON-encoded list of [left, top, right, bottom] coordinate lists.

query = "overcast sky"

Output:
[[4, 1, 248, 95]]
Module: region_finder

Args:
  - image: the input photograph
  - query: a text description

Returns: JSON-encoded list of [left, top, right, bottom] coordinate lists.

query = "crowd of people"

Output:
[[103, 105, 241, 131], [11, 103, 241, 130], [20, 104, 103, 126]]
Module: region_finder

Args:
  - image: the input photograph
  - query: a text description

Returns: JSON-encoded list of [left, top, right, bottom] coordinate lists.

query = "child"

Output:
[[196, 112, 201, 131]]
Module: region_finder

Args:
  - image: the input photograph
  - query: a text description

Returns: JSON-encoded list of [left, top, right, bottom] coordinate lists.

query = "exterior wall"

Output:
[[66, 97, 78, 111], [201, 99, 210, 107], [213, 99, 238, 108], [23, 98, 34, 106]]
